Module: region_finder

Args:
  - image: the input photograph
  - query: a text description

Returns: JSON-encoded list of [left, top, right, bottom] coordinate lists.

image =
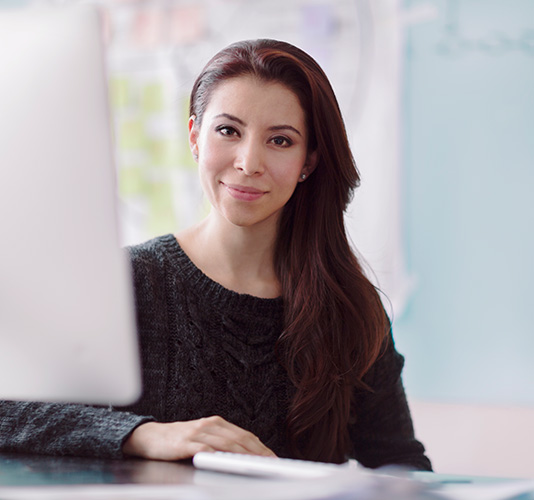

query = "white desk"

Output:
[[0, 452, 533, 499]]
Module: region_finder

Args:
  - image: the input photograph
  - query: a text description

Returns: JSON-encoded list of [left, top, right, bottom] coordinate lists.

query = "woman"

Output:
[[0, 39, 431, 470]]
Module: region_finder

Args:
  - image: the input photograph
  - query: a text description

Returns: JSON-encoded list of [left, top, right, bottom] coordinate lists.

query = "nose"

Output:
[[234, 137, 264, 176]]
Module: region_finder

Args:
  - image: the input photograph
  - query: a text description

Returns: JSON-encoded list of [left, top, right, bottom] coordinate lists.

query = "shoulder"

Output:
[[126, 233, 184, 275], [125, 234, 179, 293], [127, 234, 174, 265], [362, 328, 406, 390]]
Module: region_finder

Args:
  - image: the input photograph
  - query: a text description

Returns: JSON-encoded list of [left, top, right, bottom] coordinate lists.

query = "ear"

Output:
[[188, 115, 199, 162], [299, 150, 318, 182]]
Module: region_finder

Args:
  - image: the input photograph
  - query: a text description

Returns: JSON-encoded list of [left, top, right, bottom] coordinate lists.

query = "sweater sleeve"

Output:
[[349, 332, 432, 471], [0, 400, 153, 458]]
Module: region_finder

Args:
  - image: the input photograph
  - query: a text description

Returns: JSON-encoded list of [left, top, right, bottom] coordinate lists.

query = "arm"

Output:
[[122, 416, 276, 460], [0, 400, 275, 461], [0, 400, 152, 458], [349, 333, 432, 471]]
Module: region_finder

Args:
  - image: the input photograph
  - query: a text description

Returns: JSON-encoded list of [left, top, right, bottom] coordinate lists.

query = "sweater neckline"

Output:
[[157, 233, 284, 318]]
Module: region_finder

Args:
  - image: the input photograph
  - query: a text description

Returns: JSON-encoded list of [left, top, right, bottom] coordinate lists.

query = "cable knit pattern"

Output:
[[124, 234, 290, 456], [0, 234, 431, 470]]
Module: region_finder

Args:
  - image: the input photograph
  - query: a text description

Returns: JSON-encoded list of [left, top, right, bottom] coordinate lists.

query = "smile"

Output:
[[222, 183, 267, 202]]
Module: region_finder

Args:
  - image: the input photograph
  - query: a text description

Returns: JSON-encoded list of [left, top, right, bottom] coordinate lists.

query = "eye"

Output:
[[215, 125, 239, 137], [270, 135, 293, 148]]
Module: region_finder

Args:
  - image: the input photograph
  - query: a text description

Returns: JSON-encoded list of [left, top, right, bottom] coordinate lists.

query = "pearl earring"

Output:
[[300, 174, 306, 180]]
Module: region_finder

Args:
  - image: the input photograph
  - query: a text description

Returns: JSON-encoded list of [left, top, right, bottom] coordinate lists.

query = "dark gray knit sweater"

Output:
[[0, 234, 431, 470]]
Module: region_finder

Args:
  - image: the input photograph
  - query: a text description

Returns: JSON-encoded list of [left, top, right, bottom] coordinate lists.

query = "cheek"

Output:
[[198, 137, 231, 172], [270, 153, 307, 186], [198, 162, 220, 202], [198, 143, 223, 182]]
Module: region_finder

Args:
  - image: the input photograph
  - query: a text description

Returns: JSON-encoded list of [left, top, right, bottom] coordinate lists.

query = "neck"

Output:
[[176, 211, 281, 298]]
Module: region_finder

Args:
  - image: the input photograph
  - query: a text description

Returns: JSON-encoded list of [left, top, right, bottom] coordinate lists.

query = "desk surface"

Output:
[[0, 452, 533, 500], [0, 452, 196, 487]]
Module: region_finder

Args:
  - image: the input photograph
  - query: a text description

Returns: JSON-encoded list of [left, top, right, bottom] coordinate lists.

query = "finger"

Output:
[[192, 434, 254, 455], [185, 441, 217, 457], [193, 433, 276, 457], [191, 417, 276, 456], [189, 418, 255, 454]]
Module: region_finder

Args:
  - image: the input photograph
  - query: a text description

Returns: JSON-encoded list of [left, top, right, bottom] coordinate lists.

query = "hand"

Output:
[[122, 416, 276, 461]]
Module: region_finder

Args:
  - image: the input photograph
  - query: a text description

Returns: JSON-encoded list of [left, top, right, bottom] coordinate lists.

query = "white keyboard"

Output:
[[192, 451, 349, 479]]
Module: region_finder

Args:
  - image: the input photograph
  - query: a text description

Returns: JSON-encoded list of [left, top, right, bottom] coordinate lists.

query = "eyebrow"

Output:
[[214, 113, 303, 137]]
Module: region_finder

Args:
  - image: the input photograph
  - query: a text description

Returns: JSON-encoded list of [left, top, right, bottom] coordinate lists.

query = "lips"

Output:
[[222, 182, 267, 201], [224, 183, 265, 194]]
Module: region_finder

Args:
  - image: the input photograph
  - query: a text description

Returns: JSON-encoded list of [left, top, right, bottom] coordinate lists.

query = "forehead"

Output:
[[202, 76, 307, 131]]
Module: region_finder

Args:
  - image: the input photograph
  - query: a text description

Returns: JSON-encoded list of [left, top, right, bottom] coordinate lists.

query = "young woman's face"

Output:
[[189, 76, 316, 230]]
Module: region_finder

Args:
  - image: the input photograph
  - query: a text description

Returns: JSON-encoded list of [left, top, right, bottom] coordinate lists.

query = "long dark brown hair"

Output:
[[189, 39, 388, 463]]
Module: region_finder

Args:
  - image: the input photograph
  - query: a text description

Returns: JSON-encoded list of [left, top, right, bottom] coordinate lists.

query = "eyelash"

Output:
[[216, 125, 239, 137], [270, 136, 293, 148], [215, 126, 293, 148]]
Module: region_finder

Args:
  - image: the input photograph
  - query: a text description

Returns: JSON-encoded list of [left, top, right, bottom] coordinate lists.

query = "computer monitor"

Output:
[[0, 6, 142, 405]]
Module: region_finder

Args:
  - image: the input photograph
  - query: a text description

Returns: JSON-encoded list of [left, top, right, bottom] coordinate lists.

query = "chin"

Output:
[[221, 209, 279, 230]]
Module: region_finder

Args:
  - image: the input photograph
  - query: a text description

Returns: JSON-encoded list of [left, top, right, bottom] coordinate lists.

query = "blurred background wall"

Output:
[[397, 0, 534, 408], [3, 0, 533, 478], [395, 0, 534, 478]]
